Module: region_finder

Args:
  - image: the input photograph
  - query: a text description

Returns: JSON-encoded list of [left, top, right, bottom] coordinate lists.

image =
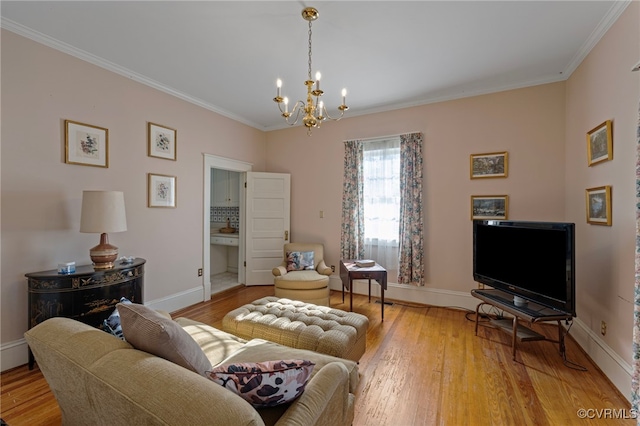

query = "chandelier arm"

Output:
[[277, 100, 306, 126], [319, 108, 346, 122]]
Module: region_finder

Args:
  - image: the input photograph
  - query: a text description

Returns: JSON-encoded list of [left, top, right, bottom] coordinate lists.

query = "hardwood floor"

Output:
[[1, 285, 634, 425]]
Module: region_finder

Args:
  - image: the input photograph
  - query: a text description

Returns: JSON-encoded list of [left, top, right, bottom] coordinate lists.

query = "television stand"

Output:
[[471, 289, 573, 361]]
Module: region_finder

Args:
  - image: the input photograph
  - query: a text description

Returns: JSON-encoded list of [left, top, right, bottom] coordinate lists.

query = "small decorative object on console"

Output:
[[355, 259, 375, 267], [57, 262, 76, 274]]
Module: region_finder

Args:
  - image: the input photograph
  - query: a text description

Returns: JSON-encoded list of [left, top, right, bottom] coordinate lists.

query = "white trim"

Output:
[[1, 338, 29, 372], [569, 317, 632, 402], [329, 276, 631, 401]]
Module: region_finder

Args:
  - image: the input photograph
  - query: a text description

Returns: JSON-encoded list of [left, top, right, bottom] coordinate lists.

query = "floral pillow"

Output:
[[102, 297, 132, 340], [286, 251, 315, 271], [206, 359, 315, 407]]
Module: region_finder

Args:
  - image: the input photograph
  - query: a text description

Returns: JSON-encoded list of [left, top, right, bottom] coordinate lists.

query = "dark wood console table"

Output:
[[471, 288, 572, 361], [340, 260, 387, 321], [26, 258, 145, 369]]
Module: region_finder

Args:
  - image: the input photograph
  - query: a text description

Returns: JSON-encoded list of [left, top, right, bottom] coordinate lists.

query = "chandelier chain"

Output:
[[308, 20, 313, 80]]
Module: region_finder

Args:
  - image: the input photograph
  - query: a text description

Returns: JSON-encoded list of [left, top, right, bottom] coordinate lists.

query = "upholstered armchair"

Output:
[[272, 242, 333, 306]]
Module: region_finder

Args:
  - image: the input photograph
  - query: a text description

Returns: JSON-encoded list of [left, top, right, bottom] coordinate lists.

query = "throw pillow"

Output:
[[286, 251, 315, 271], [102, 297, 132, 340], [117, 302, 212, 376], [206, 359, 315, 407]]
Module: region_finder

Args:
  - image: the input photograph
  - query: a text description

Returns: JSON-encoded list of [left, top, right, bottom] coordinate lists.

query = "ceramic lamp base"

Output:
[[90, 233, 118, 269]]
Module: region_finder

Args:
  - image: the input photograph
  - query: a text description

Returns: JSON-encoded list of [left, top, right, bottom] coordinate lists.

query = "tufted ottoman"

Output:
[[222, 297, 369, 362]]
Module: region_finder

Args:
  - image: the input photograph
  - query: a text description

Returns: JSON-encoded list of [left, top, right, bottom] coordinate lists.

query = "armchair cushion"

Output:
[[286, 251, 315, 271]]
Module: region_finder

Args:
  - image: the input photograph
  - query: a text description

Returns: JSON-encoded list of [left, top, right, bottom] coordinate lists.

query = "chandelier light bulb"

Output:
[[341, 88, 347, 104], [284, 96, 289, 113], [276, 79, 282, 98]]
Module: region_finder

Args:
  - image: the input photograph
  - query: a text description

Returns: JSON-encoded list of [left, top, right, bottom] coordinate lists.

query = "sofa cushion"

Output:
[[118, 302, 211, 375], [286, 251, 314, 271], [206, 359, 314, 407], [103, 297, 132, 340]]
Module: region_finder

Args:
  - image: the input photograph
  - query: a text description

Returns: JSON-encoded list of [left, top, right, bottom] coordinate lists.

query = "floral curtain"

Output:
[[632, 100, 640, 415], [398, 132, 425, 285], [340, 140, 365, 260]]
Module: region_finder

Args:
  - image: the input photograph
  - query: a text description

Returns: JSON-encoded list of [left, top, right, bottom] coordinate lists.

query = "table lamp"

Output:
[[80, 190, 127, 269]]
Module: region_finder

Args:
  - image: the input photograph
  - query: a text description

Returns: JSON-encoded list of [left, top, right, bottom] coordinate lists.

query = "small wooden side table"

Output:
[[25, 258, 145, 369], [340, 260, 387, 321]]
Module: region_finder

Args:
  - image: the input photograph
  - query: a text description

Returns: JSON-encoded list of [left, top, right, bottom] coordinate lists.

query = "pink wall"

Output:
[[565, 1, 639, 363], [1, 30, 266, 347], [266, 82, 566, 293], [1, 3, 638, 388]]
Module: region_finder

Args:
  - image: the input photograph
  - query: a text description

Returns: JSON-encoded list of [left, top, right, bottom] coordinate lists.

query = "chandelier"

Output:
[[273, 7, 348, 136]]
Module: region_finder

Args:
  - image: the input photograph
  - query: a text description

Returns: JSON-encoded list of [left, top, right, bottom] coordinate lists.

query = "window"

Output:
[[362, 137, 400, 278]]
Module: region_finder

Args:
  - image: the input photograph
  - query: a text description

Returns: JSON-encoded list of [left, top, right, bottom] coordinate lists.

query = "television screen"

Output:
[[473, 220, 575, 316]]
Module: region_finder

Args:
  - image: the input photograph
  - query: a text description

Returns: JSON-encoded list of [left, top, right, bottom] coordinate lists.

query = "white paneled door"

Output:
[[245, 172, 291, 285]]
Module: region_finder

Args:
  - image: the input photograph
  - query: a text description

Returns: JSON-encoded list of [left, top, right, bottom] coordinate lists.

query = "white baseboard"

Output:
[[1, 286, 205, 372], [568, 317, 632, 402], [328, 275, 632, 402]]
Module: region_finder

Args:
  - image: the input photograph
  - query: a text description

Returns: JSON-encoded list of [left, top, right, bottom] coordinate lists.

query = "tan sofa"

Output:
[[24, 315, 359, 426]]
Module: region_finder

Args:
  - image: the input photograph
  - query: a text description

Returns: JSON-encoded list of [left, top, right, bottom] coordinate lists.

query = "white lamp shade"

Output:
[[80, 191, 127, 233]]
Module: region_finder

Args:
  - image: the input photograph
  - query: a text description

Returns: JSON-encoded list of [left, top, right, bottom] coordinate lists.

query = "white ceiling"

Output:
[[0, 1, 631, 131]]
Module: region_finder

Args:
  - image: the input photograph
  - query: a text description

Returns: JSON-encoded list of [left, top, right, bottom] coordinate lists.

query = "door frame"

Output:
[[202, 154, 252, 301]]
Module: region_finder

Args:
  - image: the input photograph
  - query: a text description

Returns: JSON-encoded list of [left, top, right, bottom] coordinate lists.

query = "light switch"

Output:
[[319, 210, 324, 218]]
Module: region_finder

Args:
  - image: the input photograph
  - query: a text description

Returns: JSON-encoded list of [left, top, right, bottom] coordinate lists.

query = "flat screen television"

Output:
[[473, 220, 576, 317]]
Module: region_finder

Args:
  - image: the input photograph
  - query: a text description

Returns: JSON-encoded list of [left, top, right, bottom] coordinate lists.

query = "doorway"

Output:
[[202, 154, 252, 301]]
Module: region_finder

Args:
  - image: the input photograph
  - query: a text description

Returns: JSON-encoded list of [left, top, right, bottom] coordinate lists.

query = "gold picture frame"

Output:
[[148, 122, 177, 161], [585, 186, 611, 226], [470, 151, 508, 179], [471, 195, 509, 220], [65, 120, 109, 167], [148, 173, 177, 208], [586, 120, 612, 166]]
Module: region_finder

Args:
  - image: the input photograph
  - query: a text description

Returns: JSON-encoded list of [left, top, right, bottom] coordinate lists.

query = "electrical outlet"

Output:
[[601, 320, 607, 336], [331, 265, 335, 272], [198, 268, 203, 277]]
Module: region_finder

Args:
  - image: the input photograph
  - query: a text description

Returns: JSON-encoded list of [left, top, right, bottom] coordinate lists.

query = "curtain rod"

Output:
[[343, 131, 422, 143]]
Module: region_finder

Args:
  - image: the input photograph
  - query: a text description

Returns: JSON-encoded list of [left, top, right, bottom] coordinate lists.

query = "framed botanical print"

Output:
[[586, 120, 612, 166], [148, 122, 177, 161], [65, 120, 109, 167], [585, 186, 611, 226], [148, 173, 177, 208]]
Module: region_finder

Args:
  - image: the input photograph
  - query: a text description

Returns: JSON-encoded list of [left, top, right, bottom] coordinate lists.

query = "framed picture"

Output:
[[65, 120, 109, 167], [470, 152, 508, 179], [585, 186, 611, 226], [471, 195, 509, 220], [586, 120, 612, 166], [148, 173, 177, 208], [148, 122, 177, 160]]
